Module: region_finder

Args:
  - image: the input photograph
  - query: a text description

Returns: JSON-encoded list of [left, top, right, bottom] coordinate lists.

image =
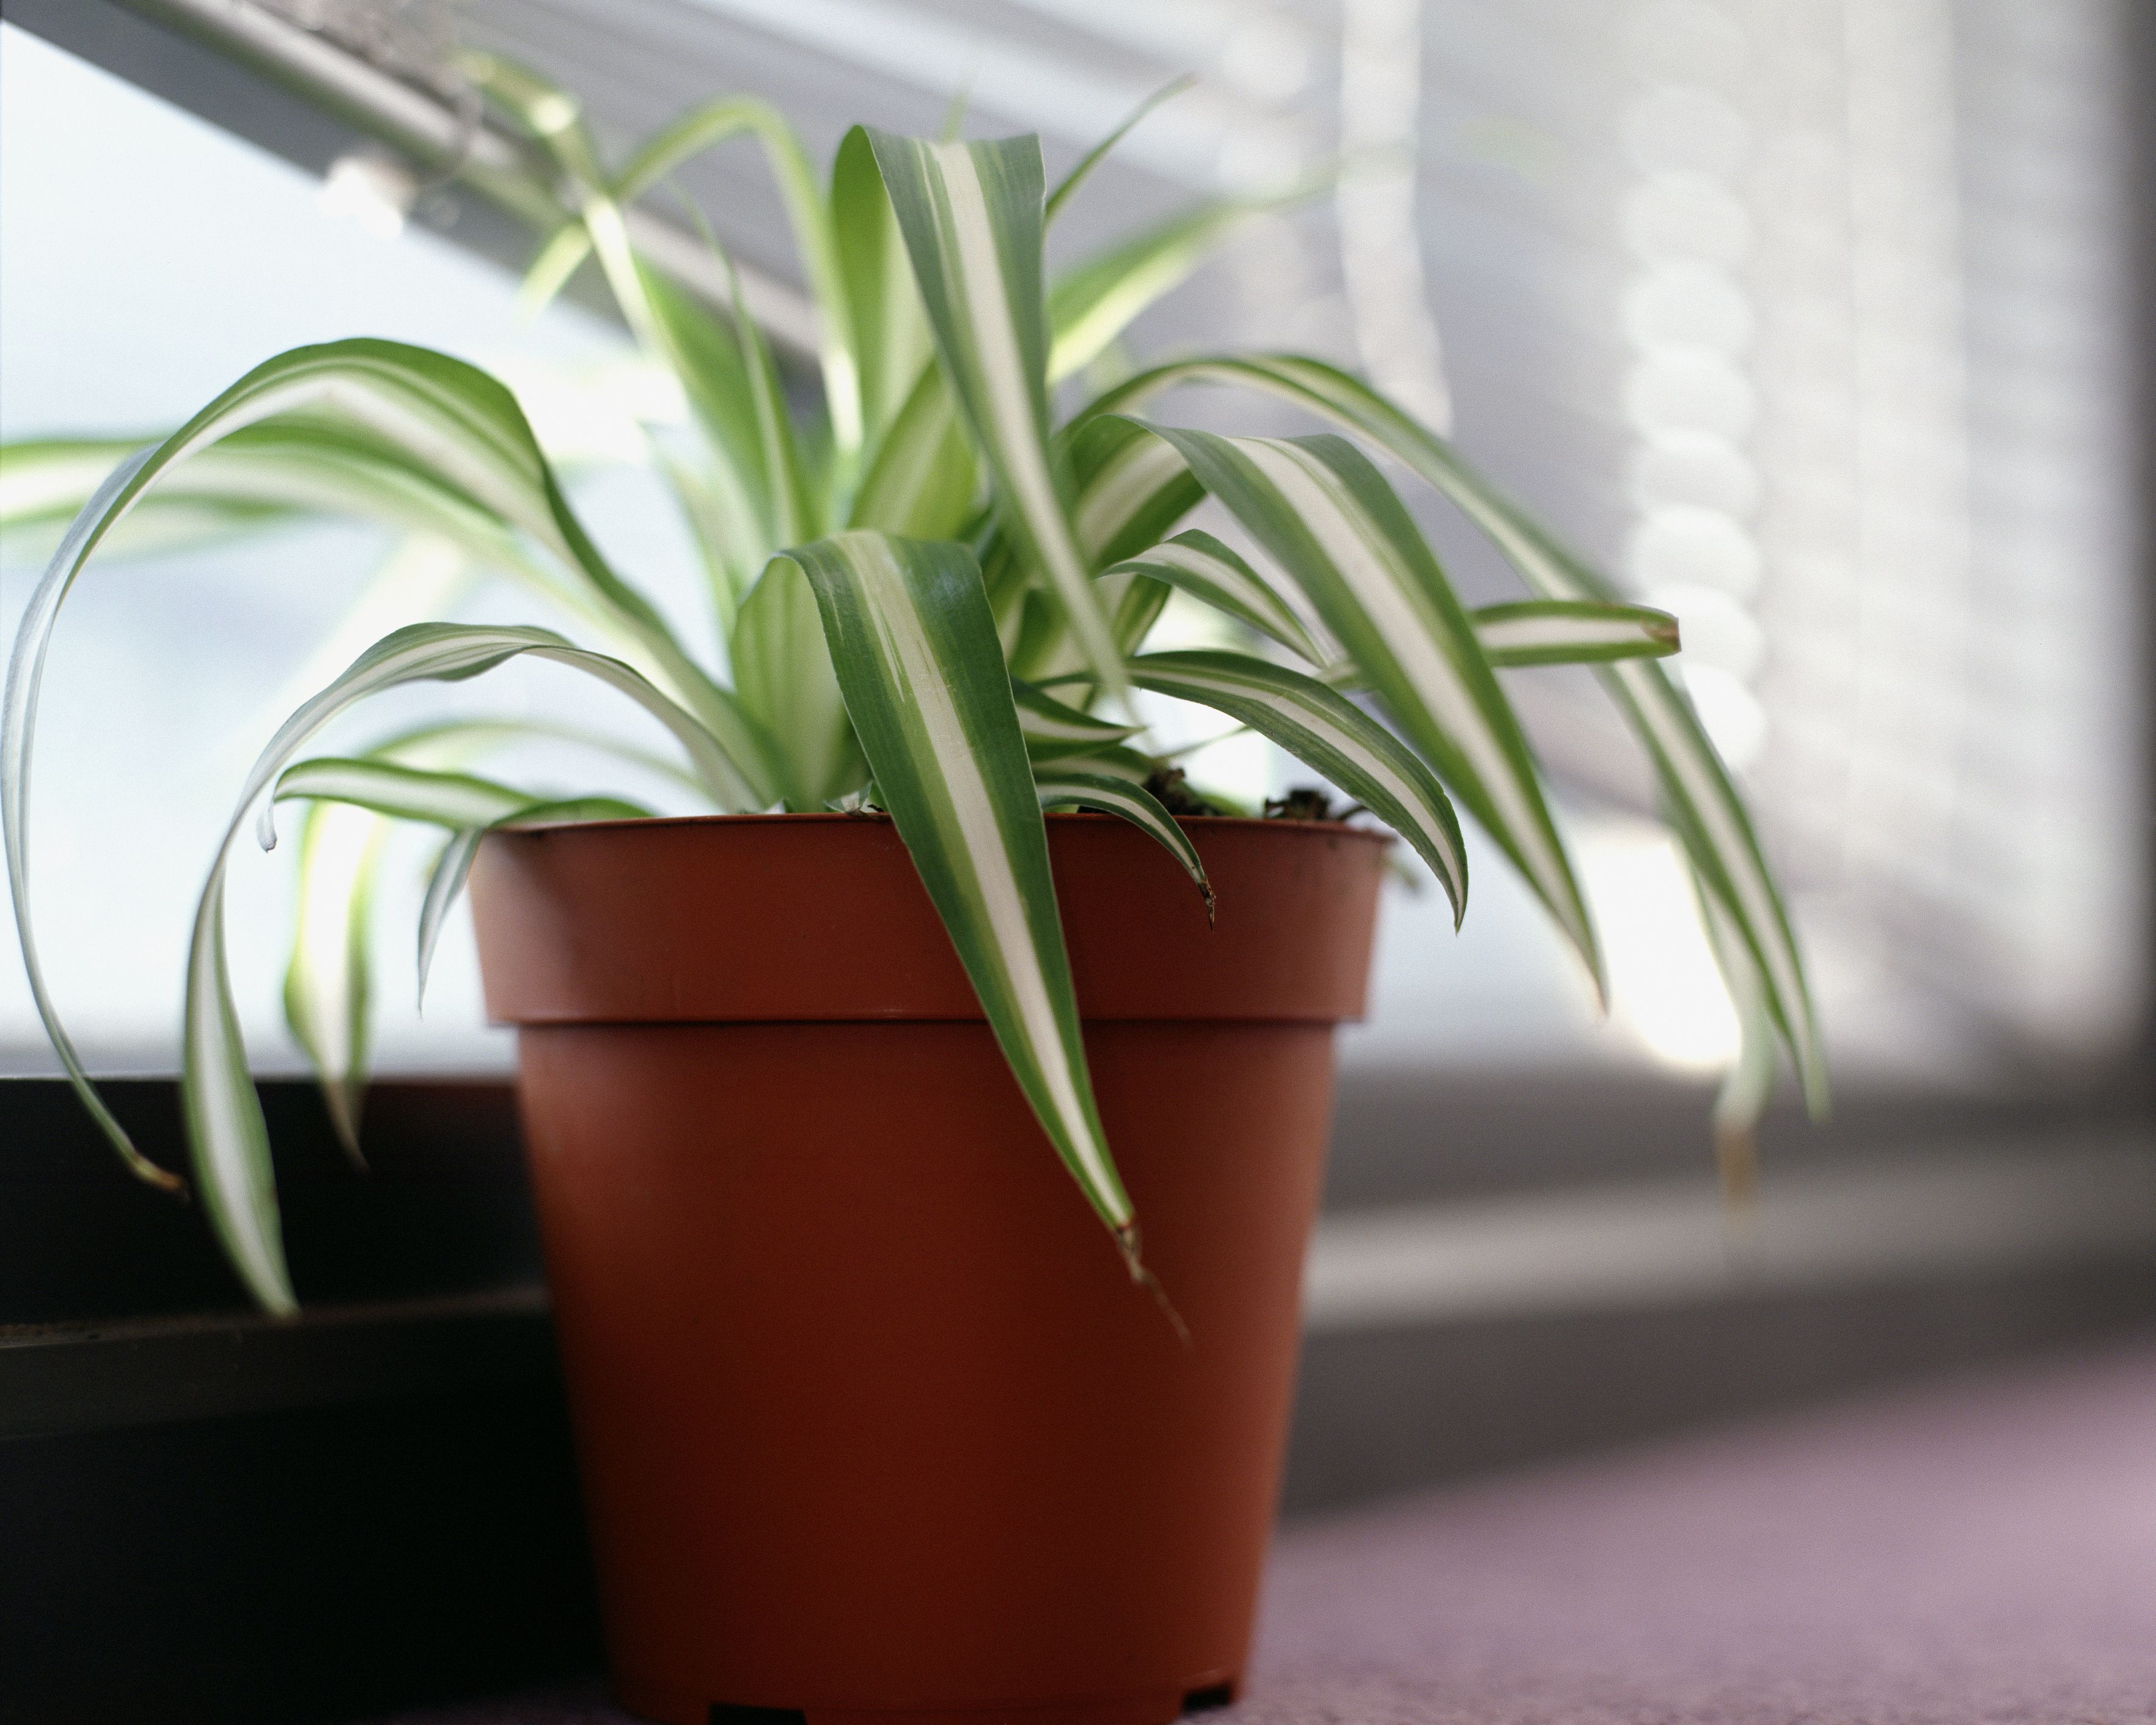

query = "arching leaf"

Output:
[[782, 531, 1137, 1257], [1130, 648, 1465, 924]]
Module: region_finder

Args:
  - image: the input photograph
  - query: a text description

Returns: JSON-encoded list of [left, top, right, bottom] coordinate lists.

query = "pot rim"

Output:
[[470, 807, 1391, 1027], [494, 807, 1393, 843]]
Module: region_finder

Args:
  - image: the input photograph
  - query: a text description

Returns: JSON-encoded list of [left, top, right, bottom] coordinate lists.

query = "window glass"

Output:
[[2, 3, 2142, 1098]]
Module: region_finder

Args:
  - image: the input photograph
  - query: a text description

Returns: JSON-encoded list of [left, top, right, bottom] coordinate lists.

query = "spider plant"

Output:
[[2, 65, 1824, 1314]]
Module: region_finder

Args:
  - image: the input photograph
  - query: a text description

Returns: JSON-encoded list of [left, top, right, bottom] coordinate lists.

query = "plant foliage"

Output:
[[2, 70, 1824, 1311]]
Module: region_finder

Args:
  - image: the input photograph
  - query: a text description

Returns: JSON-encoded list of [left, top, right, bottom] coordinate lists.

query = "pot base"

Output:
[[616, 1672, 1241, 1725]]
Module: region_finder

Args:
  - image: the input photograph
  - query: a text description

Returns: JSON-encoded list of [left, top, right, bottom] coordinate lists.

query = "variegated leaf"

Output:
[[1132, 424, 1590, 972], [1012, 679, 1143, 759], [1129, 648, 1465, 923], [1035, 770, 1213, 921], [1106, 529, 1329, 664], [780, 532, 1137, 1251], [1472, 600, 1680, 668], [1076, 353, 1824, 1106], [865, 131, 1128, 703]]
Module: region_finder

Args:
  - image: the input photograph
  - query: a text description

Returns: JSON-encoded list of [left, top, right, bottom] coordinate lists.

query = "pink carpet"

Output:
[[368, 1339, 2156, 1724]]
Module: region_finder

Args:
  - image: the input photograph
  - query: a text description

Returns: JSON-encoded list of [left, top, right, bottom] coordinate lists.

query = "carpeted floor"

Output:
[[367, 1339, 2156, 1725]]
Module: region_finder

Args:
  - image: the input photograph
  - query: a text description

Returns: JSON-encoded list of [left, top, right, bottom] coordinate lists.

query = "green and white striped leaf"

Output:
[[1012, 679, 1143, 759], [411, 796, 650, 1006], [1472, 599, 1680, 668], [833, 125, 935, 454], [477, 67, 816, 571], [1134, 425, 1589, 970], [1079, 353, 1822, 1104], [733, 556, 868, 809], [273, 754, 646, 1014], [844, 362, 977, 540], [9, 341, 772, 797], [1041, 742, 1155, 784], [185, 625, 714, 1309], [640, 271, 783, 578], [780, 531, 1135, 1249], [282, 800, 387, 1166], [978, 412, 1200, 677], [277, 715, 703, 1149], [416, 828, 490, 1007], [1129, 649, 1465, 924], [1107, 567, 1172, 654], [0, 437, 298, 559], [1107, 529, 1328, 664], [721, 242, 820, 548], [1035, 770, 1212, 921], [865, 130, 1128, 704], [1047, 195, 1283, 384], [513, 90, 863, 460], [1068, 410, 1203, 564], [266, 756, 546, 839]]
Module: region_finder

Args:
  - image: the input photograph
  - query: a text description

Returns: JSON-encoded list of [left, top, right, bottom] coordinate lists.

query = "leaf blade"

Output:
[[1129, 647, 1466, 923], [865, 130, 1128, 704], [1137, 424, 1587, 968], [1107, 528, 1328, 664], [1035, 769, 1213, 920], [784, 531, 1135, 1245], [1075, 353, 1824, 1103], [1471, 598, 1681, 668]]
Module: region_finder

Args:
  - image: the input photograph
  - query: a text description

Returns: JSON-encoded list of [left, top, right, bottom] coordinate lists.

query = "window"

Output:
[[2, 1, 2144, 1107]]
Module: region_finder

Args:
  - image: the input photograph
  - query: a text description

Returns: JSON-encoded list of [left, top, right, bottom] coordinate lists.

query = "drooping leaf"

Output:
[[1129, 648, 1466, 924], [178, 625, 717, 1310], [1106, 529, 1329, 664], [1035, 768, 1212, 920], [277, 756, 645, 1025], [1077, 353, 1824, 1104], [282, 800, 386, 1167], [277, 714, 703, 1149], [780, 531, 1136, 1250], [1011, 679, 1143, 759], [270, 747, 590, 1167], [184, 874, 294, 1309], [417, 827, 489, 1008], [0, 437, 298, 559], [865, 130, 1128, 704], [1067, 411, 1203, 564], [411, 796, 650, 1007], [1472, 599, 1681, 668], [18, 342, 771, 793], [1132, 424, 1590, 973], [265, 755, 618, 839]]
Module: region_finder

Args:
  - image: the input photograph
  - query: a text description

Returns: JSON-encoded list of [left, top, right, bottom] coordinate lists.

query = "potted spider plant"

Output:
[[2, 64, 1824, 1725]]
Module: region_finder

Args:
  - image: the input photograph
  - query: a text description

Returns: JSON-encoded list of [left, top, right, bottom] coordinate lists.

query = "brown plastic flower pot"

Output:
[[468, 811, 1387, 1725]]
